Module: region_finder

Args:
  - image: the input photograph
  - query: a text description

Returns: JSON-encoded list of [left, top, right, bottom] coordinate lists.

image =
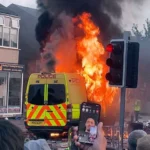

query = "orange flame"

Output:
[[50, 12, 118, 115], [76, 13, 117, 114]]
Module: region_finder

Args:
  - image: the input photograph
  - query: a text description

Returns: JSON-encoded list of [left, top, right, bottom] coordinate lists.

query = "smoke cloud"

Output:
[[36, 0, 124, 44], [36, 0, 144, 42], [35, 0, 144, 72]]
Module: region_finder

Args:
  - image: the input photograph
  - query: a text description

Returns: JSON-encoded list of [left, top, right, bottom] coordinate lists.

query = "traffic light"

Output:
[[105, 39, 140, 88], [126, 42, 140, 88], [105, 40, 127, 87]]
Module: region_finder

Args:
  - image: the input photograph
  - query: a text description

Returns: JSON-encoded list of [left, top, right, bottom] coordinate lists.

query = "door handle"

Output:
[[47, 110, 53, 112]]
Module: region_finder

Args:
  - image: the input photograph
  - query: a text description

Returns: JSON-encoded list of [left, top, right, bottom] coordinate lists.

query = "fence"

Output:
[[103, 126, 128, 149]]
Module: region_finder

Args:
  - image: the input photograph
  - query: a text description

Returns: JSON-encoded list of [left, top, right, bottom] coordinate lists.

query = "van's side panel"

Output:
[[66, 73, 87, 120], [66, 73, 87, 104]]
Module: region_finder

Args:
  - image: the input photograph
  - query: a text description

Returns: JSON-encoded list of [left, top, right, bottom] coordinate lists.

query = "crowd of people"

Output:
[[0, 120, 150, 150]]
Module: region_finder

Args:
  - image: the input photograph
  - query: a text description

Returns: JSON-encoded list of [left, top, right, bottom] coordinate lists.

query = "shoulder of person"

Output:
[[24, 139, 51, 150]]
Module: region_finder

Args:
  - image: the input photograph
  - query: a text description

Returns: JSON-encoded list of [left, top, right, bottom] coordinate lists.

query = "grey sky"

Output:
[[0, 0, 37, 8], [0, 0, 149, 31], [121, 0, 150, 31]]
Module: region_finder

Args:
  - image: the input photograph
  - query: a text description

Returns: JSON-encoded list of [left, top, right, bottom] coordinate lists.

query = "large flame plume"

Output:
[[75, 13, 117, 114], [76, 13, 117, 102], [41, 12, 117, 115]]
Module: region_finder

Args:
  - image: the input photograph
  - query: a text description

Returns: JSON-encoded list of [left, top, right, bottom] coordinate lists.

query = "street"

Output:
[[0, 0, 150, 150]]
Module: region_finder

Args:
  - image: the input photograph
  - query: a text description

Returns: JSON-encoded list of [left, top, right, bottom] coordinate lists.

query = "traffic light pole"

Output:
[[119, 87, 126, 149], [106, 31, 137, 149], [119, 31, 130, 150]]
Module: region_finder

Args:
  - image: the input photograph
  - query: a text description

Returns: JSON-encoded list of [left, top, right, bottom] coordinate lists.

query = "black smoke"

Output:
[[36, 0, 123, 45], [35, 11, 54, 52], [36, 0, 144, 48]]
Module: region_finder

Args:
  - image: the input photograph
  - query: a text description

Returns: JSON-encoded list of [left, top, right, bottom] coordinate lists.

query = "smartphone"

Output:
[[78, 102, 101, 144]]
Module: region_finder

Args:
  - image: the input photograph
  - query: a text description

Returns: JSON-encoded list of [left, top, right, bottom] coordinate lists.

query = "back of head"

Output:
[[128, 122, 144, 133], [128, 130, 147, 150], [0, 120, 24, 150], [137, 135, 150, 150]]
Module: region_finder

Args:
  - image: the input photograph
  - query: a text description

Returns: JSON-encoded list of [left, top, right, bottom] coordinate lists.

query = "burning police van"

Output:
[[24, 73, 87, 136]]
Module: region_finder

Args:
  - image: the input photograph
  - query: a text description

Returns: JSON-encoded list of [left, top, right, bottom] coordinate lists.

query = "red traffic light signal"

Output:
[[106, 44, 113, 52], [106, 43, 122, 54]]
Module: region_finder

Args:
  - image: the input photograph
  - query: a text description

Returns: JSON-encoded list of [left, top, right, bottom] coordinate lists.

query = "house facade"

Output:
[[0, 4, 24, 117]]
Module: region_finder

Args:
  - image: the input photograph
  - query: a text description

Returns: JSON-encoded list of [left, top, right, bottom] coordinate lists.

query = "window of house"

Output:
[[0, 16, 4, 25], [8, 72, 22, 107], [3, 28, 10, 47], [12, 19, 19, 28], [0, 72, 8, 109], [0, 16, 19, 48], [10, 28, 17, 48], [5, 17, 11, 27], [0, 26, 2, 45]]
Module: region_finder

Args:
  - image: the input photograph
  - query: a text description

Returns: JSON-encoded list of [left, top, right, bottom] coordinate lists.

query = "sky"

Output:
[[0, 0, 37, 8], [0, 0, 150, 31], [121, 0, 150, 31]]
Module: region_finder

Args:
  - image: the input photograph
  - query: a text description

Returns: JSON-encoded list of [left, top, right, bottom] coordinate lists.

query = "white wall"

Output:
[[0, 47, 19, 63]]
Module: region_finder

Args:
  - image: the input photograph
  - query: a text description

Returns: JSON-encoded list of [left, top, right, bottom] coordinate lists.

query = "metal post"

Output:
[[119, 88, 126, 149], [119, 31, 131, 150]]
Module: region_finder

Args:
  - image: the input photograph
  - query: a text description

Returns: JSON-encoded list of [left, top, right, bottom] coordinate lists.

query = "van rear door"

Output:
[[26, 74, 46, 127], [45, 74, 67, 127]]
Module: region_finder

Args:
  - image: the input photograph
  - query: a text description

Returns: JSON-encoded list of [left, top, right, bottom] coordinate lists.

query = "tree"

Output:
[[143, 19, 150, 38], [132, 24, 143, 38], [132, 19, 150, 39]]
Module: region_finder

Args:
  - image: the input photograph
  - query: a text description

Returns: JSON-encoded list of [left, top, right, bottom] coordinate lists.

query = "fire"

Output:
[[42, 12, 117, 115], [76, 13, 105, 99], [75, 13, 117, 114]]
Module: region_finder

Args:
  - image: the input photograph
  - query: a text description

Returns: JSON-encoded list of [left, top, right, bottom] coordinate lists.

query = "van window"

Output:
[[48, 84, 66, 105], [28, 84, 44, 105]]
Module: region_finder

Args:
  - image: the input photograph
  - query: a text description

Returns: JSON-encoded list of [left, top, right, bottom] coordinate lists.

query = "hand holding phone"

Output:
[[73, 122, 107, 150], [78, 102, 101, 145]]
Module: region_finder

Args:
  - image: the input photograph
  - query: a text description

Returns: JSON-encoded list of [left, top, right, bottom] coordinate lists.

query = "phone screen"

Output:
[[78, 102, 101, 144]]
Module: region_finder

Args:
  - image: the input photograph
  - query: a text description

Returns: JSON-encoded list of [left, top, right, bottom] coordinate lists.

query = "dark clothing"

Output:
[[135, 111, 139, 121]]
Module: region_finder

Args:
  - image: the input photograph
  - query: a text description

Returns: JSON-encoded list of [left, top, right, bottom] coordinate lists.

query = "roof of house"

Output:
[[10, 4, 40, 18], [0, 4, 18, 16]]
